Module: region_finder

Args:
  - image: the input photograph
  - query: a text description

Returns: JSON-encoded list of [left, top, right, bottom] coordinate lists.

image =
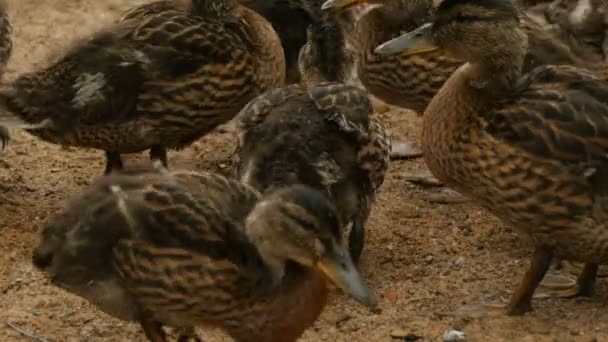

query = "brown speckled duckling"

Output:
[[0, 0, 285, 173], [377, 0, 608, 316], [33, 167, 376, 341], [233, 20, 390, 263]]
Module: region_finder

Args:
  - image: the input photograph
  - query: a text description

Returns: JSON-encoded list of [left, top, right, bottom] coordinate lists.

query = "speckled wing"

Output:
[[232, 84, 305, 167], [235, 84, 305, 132], [310, 82, 391, 191], [485, 65, 608, 171], [7, 6, 259, 129]]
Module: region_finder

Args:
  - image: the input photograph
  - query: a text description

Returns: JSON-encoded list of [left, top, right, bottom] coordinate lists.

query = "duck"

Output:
[[232, 19, 390, 263], [0, 0, 12, 149], [0, 0, 285, 173], [32, 166, 376, 341], [321, 0, 595, 115], [375, 0, 608, 316]]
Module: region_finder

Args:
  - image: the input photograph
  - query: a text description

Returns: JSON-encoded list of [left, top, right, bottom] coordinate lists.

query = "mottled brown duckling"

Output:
[[233, 21, 390, 263], [33, 168, 376, 341], [376, 0, 608, 316], [0, 0, 285, 173], [0, 0, 12, 149], [322, 0, 593, 115]]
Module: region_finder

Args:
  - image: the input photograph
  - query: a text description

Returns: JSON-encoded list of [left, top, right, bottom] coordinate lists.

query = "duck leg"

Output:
[[349, 212, 367, 264], [535, 263, 598, 298], [141, 320, 167, 342], [104, 151, 124, 174], [451, 247, 553, 317], [0, 125, 8, 150], [150, 145, 168, 169]]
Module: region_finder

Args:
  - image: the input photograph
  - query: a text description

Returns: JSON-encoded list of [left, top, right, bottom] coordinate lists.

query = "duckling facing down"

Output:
[[233, 20, 390, 263], [0, 0, 285, 173], [0, 0, 12, 149], [377, 0, 608, 316], [33, 167, 376, 341]]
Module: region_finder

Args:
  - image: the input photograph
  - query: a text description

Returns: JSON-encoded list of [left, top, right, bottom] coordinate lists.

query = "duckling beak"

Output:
[[321, 0, 369, 11], [316, 246, 377, 307], [375, 23, 440, 56]]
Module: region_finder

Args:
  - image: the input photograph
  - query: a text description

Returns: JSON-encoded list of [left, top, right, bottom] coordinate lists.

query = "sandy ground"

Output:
[[1, 1, 608, 341]]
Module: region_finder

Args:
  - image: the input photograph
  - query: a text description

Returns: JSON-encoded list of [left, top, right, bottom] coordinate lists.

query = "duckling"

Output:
[[233, 20, 390, 263], [0, 0, 12, 149], [376, 0, 608, 316], [322, 0, 594, 115], [0, 0, 285, 173], [33, 167, 376, 341]]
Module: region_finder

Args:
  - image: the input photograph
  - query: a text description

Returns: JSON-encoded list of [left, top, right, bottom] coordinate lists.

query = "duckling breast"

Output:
[[224, 268, 329, 342]]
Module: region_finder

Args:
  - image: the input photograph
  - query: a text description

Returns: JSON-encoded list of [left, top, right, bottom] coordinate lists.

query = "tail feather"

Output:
[[0, 87, 51, 130]]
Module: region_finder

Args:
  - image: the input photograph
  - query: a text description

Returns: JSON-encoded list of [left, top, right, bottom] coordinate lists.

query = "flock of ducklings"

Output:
[[1, 0, 607, 340]]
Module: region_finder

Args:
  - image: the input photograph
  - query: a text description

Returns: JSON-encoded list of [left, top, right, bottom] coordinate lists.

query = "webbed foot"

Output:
[[422, 188, 469, 204], [535, 263, 598, 298], [390, 142, 422, 160]]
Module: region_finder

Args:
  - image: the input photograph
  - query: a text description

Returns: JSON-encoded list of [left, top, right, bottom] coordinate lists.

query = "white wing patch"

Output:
[[72, 72, 107, 109], [110, 185, 138, 232], [570, 0, 592, 25], [314, 152, 342, 188]]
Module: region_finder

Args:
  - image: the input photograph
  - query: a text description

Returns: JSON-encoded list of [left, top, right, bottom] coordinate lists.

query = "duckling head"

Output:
[[245, 185, 377, 307]]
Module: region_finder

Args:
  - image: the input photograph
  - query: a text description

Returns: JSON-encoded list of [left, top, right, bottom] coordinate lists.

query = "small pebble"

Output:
[[443, 329, 465, 342]]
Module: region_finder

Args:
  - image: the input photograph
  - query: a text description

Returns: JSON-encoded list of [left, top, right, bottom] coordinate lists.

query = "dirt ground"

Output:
[[1, 1, 608, 341]]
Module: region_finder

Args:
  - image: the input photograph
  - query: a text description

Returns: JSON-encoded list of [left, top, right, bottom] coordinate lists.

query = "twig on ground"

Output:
[[6, 322, 49, 342]]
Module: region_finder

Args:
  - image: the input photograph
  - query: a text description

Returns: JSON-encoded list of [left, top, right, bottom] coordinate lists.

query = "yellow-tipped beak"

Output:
[[316, 246, 377, 307], [375, 23, 440, 56], [321, 0, 369, 11]]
